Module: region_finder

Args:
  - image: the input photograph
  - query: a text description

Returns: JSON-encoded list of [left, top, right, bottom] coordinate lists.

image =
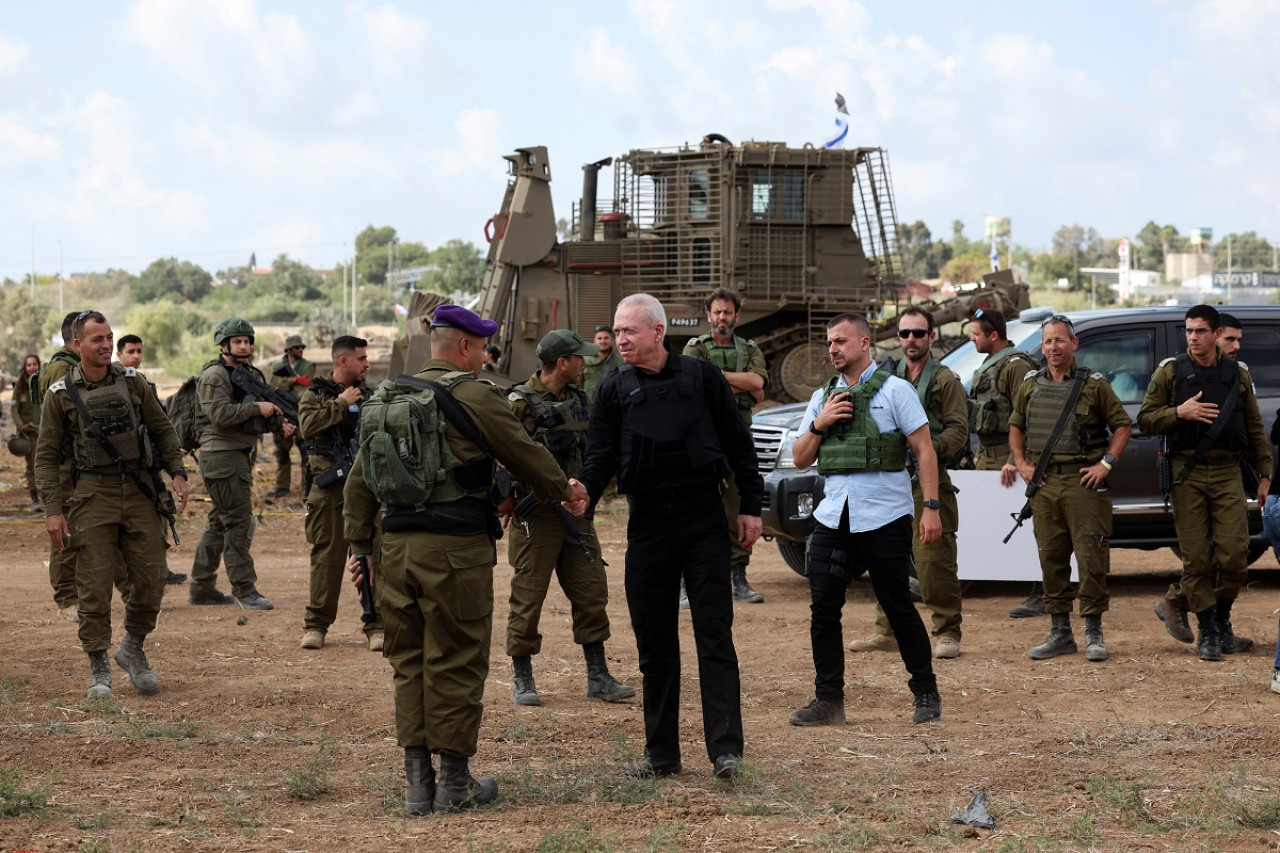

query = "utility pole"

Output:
[[29, 225, 35, 301], [351, 256, 358, 328], [341, 261, 348, 324]]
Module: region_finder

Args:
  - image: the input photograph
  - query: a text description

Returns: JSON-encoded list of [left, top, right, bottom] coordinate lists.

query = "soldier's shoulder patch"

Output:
[[49, 379, 67, 394], [1090, 371, 1106, 381], [1237, 359, 1250, 372], [745, 338, 760, 349], [507, 390, 523, 403], [123, 366, 138, 377], [1157, 356, 1177, 369], [1024, 368, 1044, 380]]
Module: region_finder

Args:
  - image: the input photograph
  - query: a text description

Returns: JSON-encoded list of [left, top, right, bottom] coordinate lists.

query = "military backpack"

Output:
[[165, 376, 204, 455]]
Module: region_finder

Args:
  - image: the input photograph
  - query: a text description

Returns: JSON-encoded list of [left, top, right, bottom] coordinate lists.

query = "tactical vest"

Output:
[[1169, 354, 1249, 453], [815, 367, 909, 475], [54, 366, 149, 471], [507, 381, 589, 478], [302, 376, 364, 466], [895, 357, 942, 434], [412, 370, 487, 507], [1022, 369, 1110, 461], [970, 346, 1038, 438], [692, 334, 758, 418], [613, 356, 728, 491]]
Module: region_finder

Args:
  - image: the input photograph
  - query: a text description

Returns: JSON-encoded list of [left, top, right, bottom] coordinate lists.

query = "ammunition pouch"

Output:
[[804, 539, 864, 583]]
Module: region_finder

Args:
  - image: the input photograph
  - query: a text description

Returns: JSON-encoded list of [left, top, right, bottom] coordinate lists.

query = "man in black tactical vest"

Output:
[[503, 329, 634, 707], [848, 306, 969, 659], [298, 335, 384, 651], [1009, 315, 1132, 662], [35, 311, 189, 699], [787, 313, 945, 727], [683, 287, 769, 603], [967, 308, 1044, 618], [344, 304, 588, 814], [1138, 304, 1272, 661], [579, 293, 763, 782]]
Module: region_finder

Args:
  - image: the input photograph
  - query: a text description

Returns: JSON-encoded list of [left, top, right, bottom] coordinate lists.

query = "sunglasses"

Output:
[[1041, 313, 1075, 334], [897, 328, 929, 339]]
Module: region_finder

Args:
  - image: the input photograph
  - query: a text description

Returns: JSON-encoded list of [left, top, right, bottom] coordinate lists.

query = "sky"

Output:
[[1, 0, 1278, 280]]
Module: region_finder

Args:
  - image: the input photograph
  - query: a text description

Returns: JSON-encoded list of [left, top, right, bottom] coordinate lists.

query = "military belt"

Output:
[[78, 470, 136, 483], [1171, 452, 1239, 467]]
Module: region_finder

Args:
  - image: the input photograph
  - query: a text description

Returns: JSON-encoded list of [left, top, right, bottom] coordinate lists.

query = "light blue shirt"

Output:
[[800, 361, 929, 533]]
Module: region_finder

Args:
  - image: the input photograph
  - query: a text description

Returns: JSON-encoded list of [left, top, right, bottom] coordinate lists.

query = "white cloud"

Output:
[[573, 29, 642, 97], [437, 109, 503, 177], [357, 3, 429, 66], [761, 45, 825, 80], [0, 115, 60, 157], [0, 29, 28, 71]]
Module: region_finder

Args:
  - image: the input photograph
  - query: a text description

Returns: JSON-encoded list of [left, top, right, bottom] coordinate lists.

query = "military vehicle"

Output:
[[452, 137, 1029, 402]]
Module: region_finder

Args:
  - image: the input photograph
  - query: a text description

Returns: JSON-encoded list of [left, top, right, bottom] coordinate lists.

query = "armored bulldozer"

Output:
[[454, 136, 1029, 401]]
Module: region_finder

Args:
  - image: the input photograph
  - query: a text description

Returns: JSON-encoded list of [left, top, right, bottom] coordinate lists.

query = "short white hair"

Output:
[[617, 293, 667, 336]]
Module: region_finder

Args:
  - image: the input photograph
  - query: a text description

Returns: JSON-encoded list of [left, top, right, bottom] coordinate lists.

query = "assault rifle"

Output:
[[1157, 435, 1173, 512], [231, 364, 299, 425], [513, 490, 605, 566]]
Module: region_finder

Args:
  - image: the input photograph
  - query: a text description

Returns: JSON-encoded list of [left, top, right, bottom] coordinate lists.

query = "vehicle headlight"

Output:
[[775, 428, 800, 469]]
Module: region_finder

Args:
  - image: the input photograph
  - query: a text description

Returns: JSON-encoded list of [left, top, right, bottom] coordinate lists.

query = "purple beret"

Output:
[[431, 304, 498, 338]]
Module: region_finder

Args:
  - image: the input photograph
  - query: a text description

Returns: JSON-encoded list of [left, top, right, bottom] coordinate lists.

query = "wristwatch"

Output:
[[808, 422, 823, 436], [922, 499, 941, 510]]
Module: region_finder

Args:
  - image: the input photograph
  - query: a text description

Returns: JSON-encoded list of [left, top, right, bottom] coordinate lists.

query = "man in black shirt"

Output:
[[578, 293, 764, 782]]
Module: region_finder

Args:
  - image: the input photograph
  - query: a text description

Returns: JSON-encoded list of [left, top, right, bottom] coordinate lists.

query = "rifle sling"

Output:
[[1025, 367, 1091, 497], [1175, 363, 1243, 484]]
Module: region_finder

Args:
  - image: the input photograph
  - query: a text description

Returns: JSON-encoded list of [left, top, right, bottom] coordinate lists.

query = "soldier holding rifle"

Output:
[[1006, 314, 1131, 662]]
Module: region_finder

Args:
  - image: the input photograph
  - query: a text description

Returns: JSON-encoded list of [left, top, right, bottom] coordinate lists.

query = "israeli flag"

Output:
[[824, 93, 849, 149], [990, 241, 1000, 272]]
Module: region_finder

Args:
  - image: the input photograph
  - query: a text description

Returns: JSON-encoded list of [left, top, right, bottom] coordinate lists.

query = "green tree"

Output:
[[951, 220, 972, 256], [0, 286, 47, 372], [898, 221, 936, 280], [123, 301, 196, 361], [135, 258, 213, 303], [1050, 224, 1107, 267], [355, 225, 398, 286], [1134, 221, 1188, 271], [1213, 231, 1275, 269], [419, 240, 486, 296]]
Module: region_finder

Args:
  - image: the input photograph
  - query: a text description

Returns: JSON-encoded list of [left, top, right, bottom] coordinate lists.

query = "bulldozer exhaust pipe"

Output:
[[579, 157, 612, 242]]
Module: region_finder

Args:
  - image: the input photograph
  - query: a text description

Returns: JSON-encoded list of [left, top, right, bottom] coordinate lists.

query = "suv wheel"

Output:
[[777, 538, 808, 576]]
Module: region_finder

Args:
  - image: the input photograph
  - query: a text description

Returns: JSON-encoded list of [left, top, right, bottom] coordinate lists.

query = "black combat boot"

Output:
[[433, 753, 498, 812], [1195, 606, 1222, 662], [114, 633, 159, 694], [404, 747, 434, 816], [1008, 582, 1046, 618], [583, 642, 636, 702], [1215, 597, 1254, 653], [1083, 614, 1107, 662], [87, 650, 112, 699], [511, 655, 541, 706], [1028, 612, 1077, 660], [730, 565, 764, 603]]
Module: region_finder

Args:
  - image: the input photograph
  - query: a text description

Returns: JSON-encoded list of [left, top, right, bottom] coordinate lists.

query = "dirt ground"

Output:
[[3, 444, 1280, 853]]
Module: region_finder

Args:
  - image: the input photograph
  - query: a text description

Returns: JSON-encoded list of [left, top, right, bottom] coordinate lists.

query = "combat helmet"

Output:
[[214, 317, 256, 346]]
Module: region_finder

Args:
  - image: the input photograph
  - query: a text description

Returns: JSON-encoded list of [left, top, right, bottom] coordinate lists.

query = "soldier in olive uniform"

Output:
[[504, 329, 634, 707], [1137, 304, 1272, 661], [33, 311, 86, 620], [11, 353, 41, 511], [189, 318, 296, 610], [683, 287, 768, 603], [268, 334, 316, 497], [967, 308, 1045, 618], [35, 311, 189, 698], [1009, 314, 1132, 662], [849, 307, 969, 659], [298, 335, 383, 651], [582, 326, 624, 396], [344, 304, 588, 815]]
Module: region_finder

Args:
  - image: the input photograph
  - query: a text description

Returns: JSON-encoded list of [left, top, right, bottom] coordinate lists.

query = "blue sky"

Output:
[[1, 0, 1276, 279]]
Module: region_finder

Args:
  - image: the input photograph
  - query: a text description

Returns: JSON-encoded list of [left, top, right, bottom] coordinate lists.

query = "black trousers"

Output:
[[806, 512, 937, 700], [624, 486, 744, 766]]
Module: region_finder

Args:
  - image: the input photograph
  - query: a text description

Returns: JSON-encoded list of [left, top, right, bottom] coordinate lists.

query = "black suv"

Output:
[[753, 305, 1280, 575]]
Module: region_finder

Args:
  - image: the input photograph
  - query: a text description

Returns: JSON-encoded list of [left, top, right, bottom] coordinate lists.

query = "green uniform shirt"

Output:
[[1009, 360, 1131, 464], [582, 349, 624, 396], [298, 373, 374, 477], [506, 371, 590, 488], [682, 334, 768, 424], [34, 364, 186, 509], [905, 357, 970, 465], [197, 357, 282, 451], [1136, 356, 1272, 474], [344, 359, 574, 554], [269, 355, 317, 401]]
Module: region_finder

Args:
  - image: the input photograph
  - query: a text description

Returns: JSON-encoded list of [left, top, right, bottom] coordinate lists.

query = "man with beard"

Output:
[[1010, 315, 1131, 662], [847, 306, 969, 659], [503, 329, 634, 706], [683, 288, 768, 603], [583, 325, 624, 396]]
